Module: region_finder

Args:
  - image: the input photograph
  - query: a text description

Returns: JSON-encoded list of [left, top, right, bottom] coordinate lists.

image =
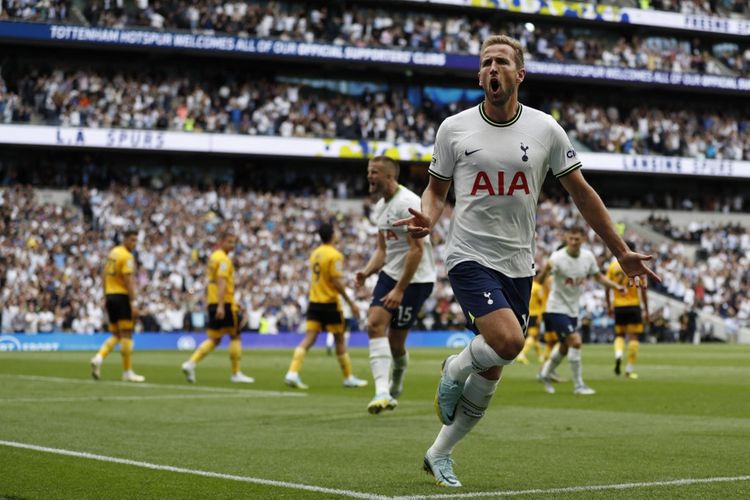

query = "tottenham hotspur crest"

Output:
[[520, 143, 529, 162]]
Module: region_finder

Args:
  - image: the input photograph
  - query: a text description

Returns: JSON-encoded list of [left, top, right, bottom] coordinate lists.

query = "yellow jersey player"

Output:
[[90, 229, 145, 382], [516, 279, 544, 364], [284, 222, 366, 389], [606, 245, 649, 379], [181, 229, 255, 384]]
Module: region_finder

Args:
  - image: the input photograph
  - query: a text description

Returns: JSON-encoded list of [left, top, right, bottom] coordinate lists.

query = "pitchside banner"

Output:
[[0, 332, 476, 352], [1, 124, 748, 178], [1, 21, 749, 92]]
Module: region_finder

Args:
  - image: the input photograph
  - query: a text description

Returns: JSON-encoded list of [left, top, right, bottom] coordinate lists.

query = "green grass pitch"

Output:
[[1, 344, 749, 499]]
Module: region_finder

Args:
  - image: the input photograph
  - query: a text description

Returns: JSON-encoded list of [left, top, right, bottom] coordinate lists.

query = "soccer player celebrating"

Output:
[[355, 155, 436, 414], [536, 226, 625, 395], [396, 34, 659, 487], [284, 223, 366, 390], [606, 242, 649, 379], [181, 229, 255, 384], [91, 229, 145, 382]]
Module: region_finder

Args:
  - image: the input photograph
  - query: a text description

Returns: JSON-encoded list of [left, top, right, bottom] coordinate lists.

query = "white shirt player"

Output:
[[545, 247, 600, 318], [428, 103, 582, 278], [372, 185, 437, 284]]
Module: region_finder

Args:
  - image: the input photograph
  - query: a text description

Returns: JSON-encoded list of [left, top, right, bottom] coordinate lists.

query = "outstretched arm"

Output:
[[393, 176, 451, 238], [559, 170, 660, 286]]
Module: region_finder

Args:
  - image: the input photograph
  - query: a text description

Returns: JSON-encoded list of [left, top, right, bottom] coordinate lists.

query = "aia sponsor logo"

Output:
[[383, 229, 400, 240], [470, 170, 529, 196]]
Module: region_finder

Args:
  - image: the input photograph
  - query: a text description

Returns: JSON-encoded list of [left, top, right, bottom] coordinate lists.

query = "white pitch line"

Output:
[[0, 440, 388, 500], [1, 394, 279, 404], [393, 475, 750, 499], [0, 373, 305, 397]]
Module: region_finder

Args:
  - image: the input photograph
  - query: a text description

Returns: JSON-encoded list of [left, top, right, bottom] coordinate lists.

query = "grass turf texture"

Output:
[[1, 344, 749, 499]]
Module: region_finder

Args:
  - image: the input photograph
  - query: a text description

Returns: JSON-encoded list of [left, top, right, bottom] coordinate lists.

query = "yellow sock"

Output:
[[520, 336, 535, 357], [97, 335, 119, 359], [543, 343, 554, 362], [627, 339, 639, 365], [288, 346, 307, 374], [120, 338, 133, 371], [614, 336, 626, 359], [337, 352, 353, 378], [229, 338, 241, 374], [190, 338, 217, 364]]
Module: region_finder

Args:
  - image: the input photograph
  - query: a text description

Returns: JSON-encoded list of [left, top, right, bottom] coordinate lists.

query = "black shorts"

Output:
[[614, 306, 642, 326], [106, 294, 132, 323], [370, 271, 433, 329], [306, 302, 343, 328], [528, 315, 539, 329], [448, 261, 531, 335], [207, 304, 236, 330]]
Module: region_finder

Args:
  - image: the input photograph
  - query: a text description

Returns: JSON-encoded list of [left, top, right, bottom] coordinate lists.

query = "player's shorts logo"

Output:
[[483, 292, 493, 305]]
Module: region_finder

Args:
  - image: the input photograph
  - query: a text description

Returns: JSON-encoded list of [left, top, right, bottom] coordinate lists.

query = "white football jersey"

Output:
[[373, 185, 437, 284], [545, 247, 600, 317], [429, 103, 581, 277]]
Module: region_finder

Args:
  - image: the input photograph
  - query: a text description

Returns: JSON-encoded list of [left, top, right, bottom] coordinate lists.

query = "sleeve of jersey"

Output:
[[547, 118, 582, 179], [330, 254, 344, 279], [120, 256, 134, 275], [216, 258, 230, 279], [427, 120, 456, 181]]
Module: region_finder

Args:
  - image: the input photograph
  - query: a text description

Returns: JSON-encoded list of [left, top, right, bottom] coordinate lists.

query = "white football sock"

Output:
[[392, 352, 408, 379], [369, 337, 391, 396], [447, 335, 514, 383], [540, 344, 563, 378], [568, 347, 584, 387], [429, 374, 499, 456]]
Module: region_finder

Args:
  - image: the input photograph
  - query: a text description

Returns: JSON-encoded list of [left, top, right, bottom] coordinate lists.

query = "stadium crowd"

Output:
[[550, 99, 750, 160], [0, 72, 442, 144], [2, 67, 749, 160], [1, 183, 747, 338], [3, 0, 749, 77]]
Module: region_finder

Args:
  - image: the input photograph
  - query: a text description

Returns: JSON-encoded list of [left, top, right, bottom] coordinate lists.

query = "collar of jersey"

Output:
[[384, 185, 402, 204], [479, 102, 523, 127]]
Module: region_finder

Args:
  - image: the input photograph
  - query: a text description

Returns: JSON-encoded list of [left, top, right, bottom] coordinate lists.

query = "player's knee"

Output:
[[485, 331, 524, 359], [366, 318, 387, 337]]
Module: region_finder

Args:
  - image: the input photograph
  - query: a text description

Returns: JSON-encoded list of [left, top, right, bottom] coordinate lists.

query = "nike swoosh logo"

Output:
[[465, 148, 482, 156]]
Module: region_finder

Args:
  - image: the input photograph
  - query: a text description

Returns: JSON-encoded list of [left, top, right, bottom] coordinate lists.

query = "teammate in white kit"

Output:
[[536, 226, 625, 395], [395, 35, 659, 487], [356, 156, 436, 414]]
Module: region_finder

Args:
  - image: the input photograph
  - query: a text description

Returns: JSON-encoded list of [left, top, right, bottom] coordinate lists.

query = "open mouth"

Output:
[[490, 78, 500, 92]]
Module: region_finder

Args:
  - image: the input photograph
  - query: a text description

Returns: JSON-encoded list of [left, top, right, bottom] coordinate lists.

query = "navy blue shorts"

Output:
[[370, 271, 434, 329], [448, 261, 532, 335], [543, 313, 578, 339]]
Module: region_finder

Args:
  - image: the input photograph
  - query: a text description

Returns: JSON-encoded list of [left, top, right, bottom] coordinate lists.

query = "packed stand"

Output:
[[1, 184, 747, 337], [3, 0, 747, 77], [548, 99, 750, 160], [0, 184, 461, 334], [4, 70, 447, 144], [648, 0, 749, 17], [4, 63, 750, 160], [0, 0, 69, 21]]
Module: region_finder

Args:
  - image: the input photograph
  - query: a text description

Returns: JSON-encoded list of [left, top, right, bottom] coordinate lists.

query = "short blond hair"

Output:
[[480, 35, 524, 69], [370, 155, 400, 179]]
